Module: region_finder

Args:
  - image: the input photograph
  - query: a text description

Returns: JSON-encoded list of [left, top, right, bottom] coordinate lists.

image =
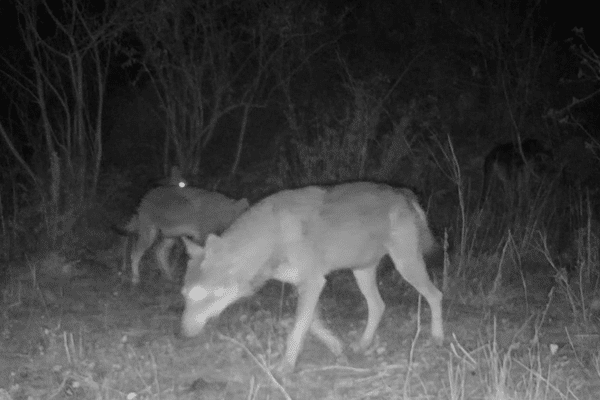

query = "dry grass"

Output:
[[1, 237, 600, 400]]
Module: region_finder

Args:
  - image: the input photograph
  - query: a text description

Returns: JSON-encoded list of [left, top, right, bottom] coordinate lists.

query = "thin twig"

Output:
[[218, 333, 293, 400]]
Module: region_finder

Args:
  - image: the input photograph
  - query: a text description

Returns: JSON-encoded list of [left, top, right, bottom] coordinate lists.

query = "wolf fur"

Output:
[[180, 182, 443, 373], [122, 184, 248, 285]]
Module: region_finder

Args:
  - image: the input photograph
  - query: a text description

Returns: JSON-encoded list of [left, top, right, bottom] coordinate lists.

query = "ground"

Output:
[[0, 252, 599, 400]]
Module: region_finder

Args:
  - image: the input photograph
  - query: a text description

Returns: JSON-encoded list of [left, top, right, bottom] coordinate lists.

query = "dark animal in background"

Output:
[[480, 139, 552, 205], [119, 166, 249, 285]]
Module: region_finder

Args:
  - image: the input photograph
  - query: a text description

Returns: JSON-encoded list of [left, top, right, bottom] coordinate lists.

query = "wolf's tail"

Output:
[[392, 189, 438, 256], [111, 216, 138, 273], [111, 215, 138, 236], [408, 199, 437, 256]]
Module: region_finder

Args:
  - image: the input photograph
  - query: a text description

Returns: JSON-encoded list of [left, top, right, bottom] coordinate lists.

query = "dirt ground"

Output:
[[1, 254, 599, 400]]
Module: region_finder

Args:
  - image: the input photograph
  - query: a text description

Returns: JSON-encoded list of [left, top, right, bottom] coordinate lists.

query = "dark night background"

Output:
[[2, 0, 600, 397]]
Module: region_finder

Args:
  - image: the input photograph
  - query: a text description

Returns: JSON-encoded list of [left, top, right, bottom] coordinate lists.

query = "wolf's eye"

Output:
[[187, 285, 208, 301]]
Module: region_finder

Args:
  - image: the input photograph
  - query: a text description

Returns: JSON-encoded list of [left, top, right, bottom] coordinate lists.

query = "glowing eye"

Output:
[[178, 181, 186, 188], [187, 286, 208, 301]]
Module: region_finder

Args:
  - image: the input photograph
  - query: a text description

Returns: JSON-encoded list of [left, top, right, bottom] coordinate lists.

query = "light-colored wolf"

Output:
[[180, 182, 444, 373], [122, 171, 249, 285]]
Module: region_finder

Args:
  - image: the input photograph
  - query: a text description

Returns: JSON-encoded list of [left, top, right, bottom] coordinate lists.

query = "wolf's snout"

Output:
[[180, 307, 208, 337]]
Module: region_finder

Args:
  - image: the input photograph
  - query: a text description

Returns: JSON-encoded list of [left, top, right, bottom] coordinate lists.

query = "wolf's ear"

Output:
[[236, 198, 250, 212], [182, 237, 205, 258], [204, 233, 223, 250]]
